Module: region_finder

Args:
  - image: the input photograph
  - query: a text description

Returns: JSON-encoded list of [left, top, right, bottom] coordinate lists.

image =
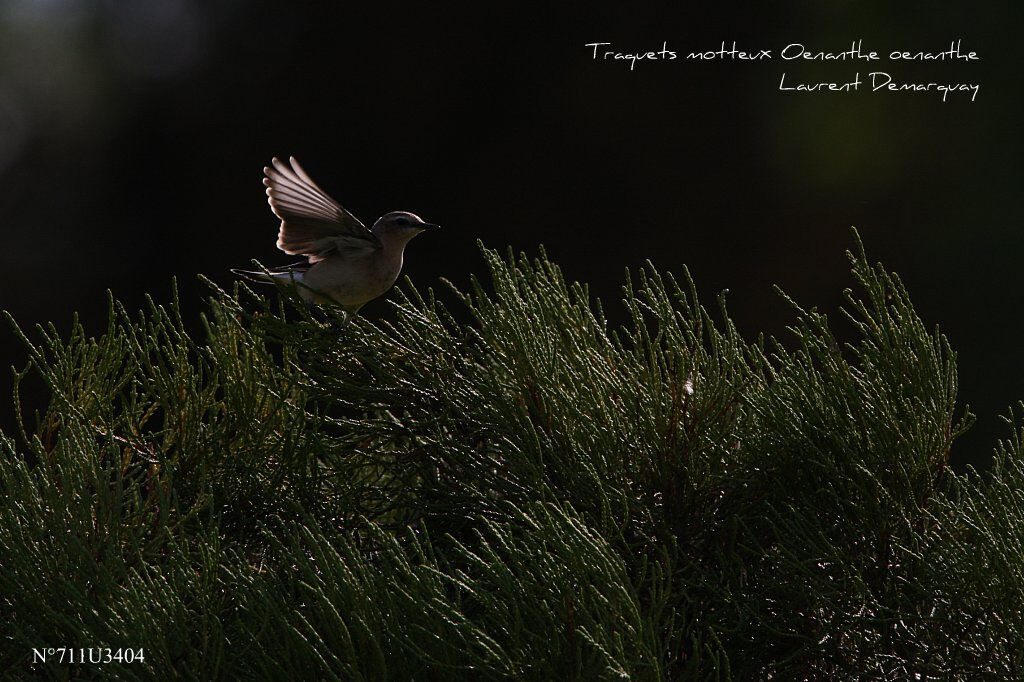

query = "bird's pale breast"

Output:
[[301, 248, 404, 308]]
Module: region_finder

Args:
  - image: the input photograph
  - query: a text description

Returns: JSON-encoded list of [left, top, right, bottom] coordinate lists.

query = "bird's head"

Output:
[[372, 211, 440, 246]]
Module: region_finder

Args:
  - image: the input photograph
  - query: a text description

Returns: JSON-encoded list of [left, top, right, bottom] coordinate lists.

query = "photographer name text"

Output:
[[584, 39, 981, 102]]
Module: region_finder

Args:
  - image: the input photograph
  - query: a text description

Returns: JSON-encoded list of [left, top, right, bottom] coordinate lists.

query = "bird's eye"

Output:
[[395, 217, 410, 226]]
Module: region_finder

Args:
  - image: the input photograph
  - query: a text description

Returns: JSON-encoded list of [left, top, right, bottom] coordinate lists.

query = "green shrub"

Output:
[[1, 234, 1019, 680]]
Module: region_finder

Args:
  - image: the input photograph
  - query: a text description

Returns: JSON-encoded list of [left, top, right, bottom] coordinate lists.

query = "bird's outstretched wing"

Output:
[[264, 156, 381, 262]]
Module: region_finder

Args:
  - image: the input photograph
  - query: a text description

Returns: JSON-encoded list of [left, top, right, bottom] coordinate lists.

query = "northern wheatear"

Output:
[[232, 156, 439, 312]]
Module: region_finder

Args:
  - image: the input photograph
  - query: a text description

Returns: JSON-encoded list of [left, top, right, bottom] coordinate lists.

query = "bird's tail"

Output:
[[230, 268, 305, 285]]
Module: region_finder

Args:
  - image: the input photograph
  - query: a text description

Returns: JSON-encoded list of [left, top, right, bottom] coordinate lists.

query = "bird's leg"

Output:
[[321, 309, 347, 329], [317, 305, 352, 330]]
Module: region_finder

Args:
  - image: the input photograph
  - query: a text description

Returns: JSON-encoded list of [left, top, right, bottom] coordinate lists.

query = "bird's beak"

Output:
[[418, 222, 441, 230]]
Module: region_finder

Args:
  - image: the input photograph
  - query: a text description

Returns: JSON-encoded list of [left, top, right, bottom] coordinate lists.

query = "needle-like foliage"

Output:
[[0, 233, 1018, 680]]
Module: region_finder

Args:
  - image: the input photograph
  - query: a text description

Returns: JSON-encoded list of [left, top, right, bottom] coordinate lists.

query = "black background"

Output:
[[0, 3, 1019, 469]]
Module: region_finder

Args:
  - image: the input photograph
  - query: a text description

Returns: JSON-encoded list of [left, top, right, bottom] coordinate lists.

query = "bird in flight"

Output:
[[233, 156, 439, 313]]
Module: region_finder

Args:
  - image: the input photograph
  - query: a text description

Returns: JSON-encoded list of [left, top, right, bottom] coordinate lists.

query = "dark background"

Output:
[[0, 2, 1018, 469]]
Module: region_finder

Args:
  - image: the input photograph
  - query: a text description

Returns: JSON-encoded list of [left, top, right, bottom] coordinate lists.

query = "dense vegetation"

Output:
[[1, 236, 1021, 679]]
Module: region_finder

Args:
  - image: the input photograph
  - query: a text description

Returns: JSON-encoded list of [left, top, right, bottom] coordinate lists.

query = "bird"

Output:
[[232, 156, 439, 313]]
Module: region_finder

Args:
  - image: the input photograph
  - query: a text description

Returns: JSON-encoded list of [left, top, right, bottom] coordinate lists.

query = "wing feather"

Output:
[[263, 156, 381, 262]]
